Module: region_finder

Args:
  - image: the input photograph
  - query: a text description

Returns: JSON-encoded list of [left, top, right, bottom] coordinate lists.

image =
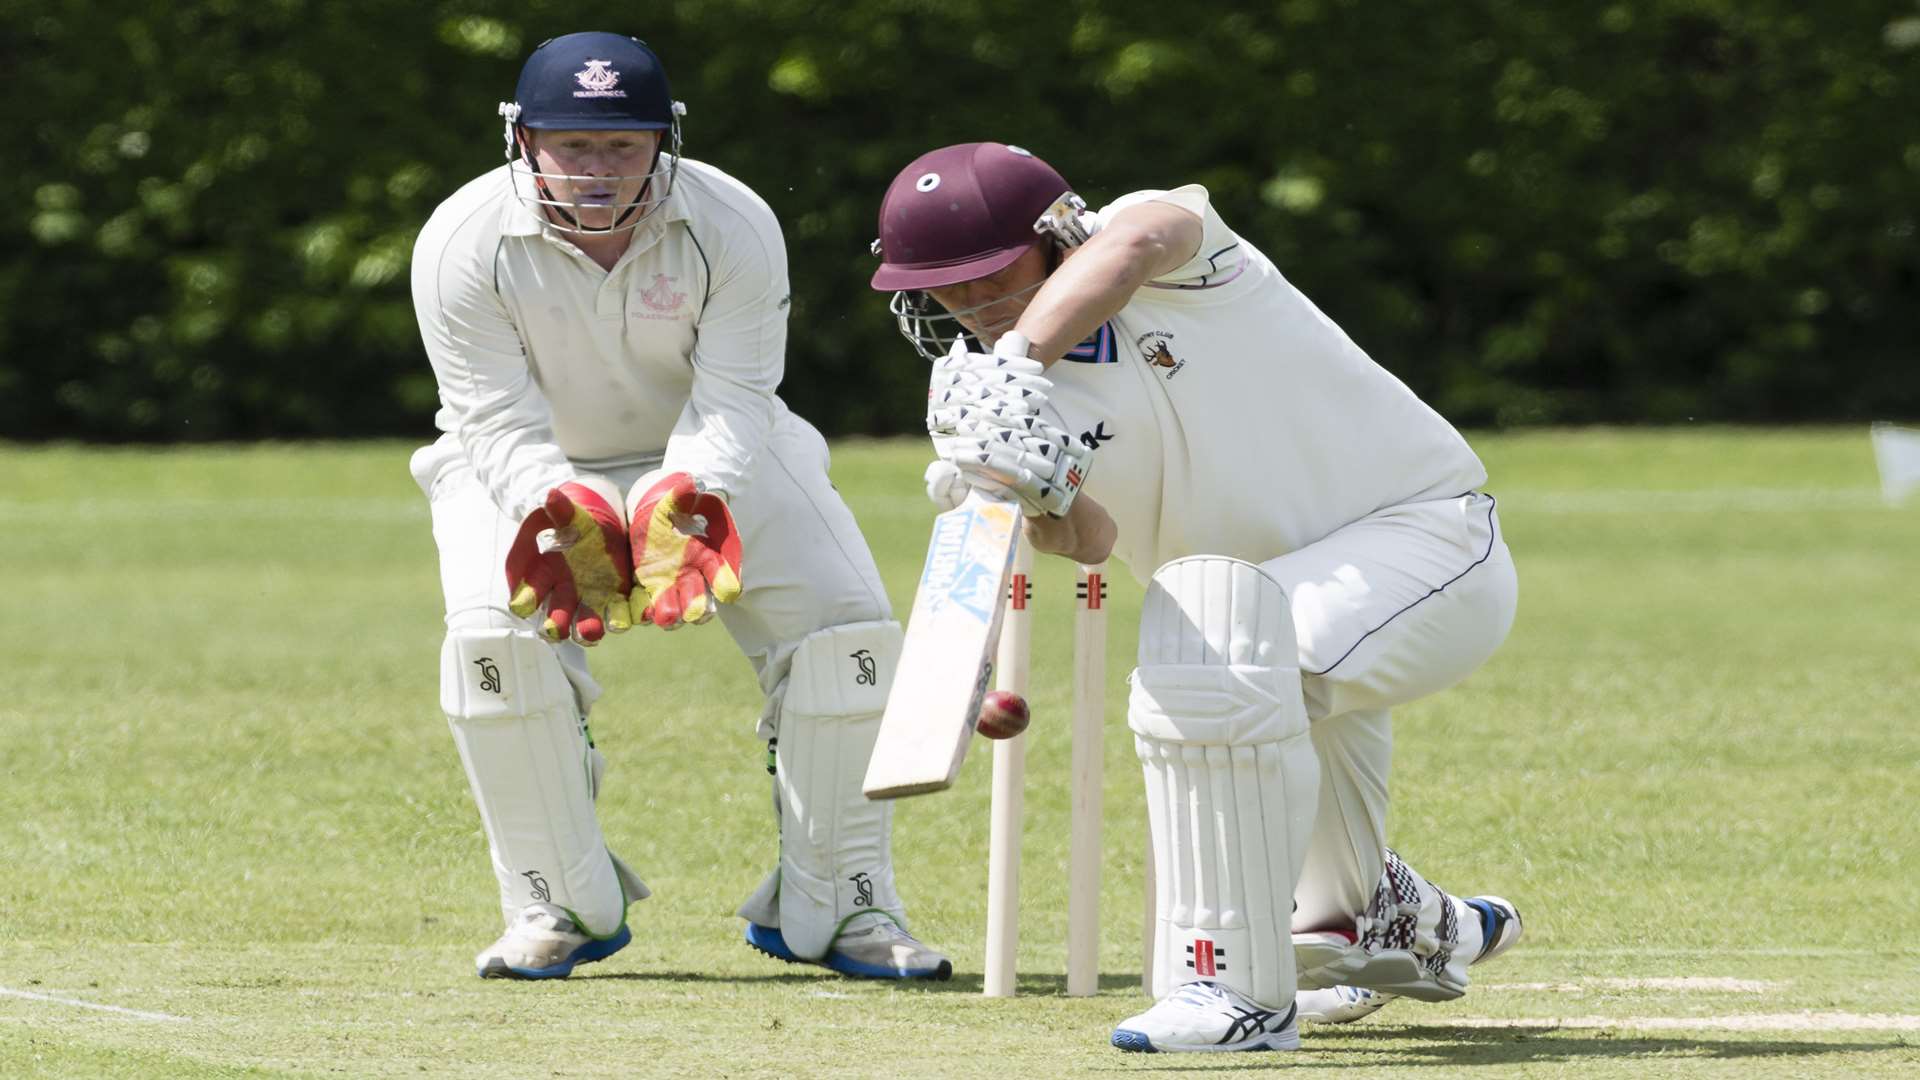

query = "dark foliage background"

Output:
[[5, 0, 1916, 440]]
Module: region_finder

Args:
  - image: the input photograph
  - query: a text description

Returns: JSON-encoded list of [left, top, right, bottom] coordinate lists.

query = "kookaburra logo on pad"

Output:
[[521, 869, 551, 902], [573, 60, 627, 98], [473, 657, 501, 694]]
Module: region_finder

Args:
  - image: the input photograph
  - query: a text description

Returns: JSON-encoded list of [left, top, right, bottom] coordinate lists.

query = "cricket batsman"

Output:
[[869, 143, 1522, 1050], [408, 32, 949, 981]]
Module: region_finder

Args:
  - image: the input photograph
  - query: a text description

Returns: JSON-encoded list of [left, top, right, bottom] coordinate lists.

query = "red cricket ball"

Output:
[[976, 690, 1031, 740]]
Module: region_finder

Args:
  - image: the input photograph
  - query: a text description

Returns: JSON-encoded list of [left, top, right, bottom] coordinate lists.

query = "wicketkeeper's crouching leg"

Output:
[[736, 620, 952, 979], [1113, 557, 1320, 1053], [442, 620, 650, 979]]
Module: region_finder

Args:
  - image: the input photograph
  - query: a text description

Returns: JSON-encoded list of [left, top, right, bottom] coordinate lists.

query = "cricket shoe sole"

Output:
[[1296, 984, 1396, 1025]]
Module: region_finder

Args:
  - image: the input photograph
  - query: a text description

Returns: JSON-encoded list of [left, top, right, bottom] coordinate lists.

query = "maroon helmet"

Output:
[[871, 142, 1089, 359]]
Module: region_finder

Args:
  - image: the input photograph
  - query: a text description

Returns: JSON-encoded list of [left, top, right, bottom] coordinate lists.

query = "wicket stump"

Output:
[[982, 537, 1111, 997]]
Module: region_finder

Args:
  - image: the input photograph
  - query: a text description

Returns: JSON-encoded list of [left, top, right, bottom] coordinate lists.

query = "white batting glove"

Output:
[[923, 457, 972, 512], [949, 410, 1093, 518], [926, 333, 1052, 436]]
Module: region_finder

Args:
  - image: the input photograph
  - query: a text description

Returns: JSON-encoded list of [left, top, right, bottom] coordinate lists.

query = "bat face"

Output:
[[863, 493, 1021, 799]]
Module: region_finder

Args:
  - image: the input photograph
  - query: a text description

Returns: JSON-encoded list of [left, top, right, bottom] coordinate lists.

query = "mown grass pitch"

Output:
[[2, 429, 1916, 1078]]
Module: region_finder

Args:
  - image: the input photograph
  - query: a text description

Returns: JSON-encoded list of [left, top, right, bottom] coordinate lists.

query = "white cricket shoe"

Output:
[[745, 913, 953, 980], [1111, 981, 1300, 1053], [1296, 984, 1396, 1025], [1298, 895, 1522, 1023], [475, 903, 632, 980], [1464, 895, 1523, 964]]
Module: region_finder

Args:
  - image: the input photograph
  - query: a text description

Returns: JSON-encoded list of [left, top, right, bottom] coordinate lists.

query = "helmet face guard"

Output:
[[500, 102, 685, 235], [886, 278, 1051, 362], [879, 191, 1090, 362]]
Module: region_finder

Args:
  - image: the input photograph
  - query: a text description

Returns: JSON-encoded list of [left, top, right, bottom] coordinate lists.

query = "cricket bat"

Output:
[[863, 491, 1023, 799]]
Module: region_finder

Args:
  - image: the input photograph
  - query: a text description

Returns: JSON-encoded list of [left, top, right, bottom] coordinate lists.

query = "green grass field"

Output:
[[3, 429, 1916, 1078]]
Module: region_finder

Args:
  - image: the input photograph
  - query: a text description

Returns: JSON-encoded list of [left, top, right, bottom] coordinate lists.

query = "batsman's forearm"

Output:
[[1023, 493, 1117, 565], [1014, 205, 1199, 366], [1014, 237, 1161, 367]]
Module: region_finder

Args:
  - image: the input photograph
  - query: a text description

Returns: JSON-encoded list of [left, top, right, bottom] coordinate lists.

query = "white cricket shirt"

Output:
[[411, 156, 791, 520], [1042, 185, 1487, 578]]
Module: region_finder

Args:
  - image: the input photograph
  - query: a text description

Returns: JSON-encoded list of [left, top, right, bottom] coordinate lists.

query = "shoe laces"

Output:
[[512, 903, 578, 935], [1170, 981, 1233, 1009], [839, 915, 914, 944]]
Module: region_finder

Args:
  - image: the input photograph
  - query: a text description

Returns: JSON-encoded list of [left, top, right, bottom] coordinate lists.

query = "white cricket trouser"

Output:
[[412, 412, 892, 719], [1256, 492, 1517, 932], [411, 412, 894, 921]]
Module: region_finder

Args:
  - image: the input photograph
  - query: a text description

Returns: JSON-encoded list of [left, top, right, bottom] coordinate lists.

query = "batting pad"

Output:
[[772, 620, 907, 959], [442, 628, 633, 937], [1131, 556, 1319, 1008]]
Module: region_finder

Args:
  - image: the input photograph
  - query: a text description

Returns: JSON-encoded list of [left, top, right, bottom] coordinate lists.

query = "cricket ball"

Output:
[[976, 690, 1031, 740]]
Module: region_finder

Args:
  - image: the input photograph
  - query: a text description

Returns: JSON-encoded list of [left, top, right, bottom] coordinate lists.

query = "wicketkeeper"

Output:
[[870, 143, 1523, 1051], [408, 31, 949, 981]]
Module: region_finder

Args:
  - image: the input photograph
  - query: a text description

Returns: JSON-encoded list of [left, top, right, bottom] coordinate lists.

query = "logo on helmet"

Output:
[[573, 60, 628, 99]]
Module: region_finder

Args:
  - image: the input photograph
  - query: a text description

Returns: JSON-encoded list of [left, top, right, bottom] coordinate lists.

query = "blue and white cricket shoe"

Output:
[[745, 915, 952, 980], [1465, 895, 1523, 964], [1296, 984, 1395, 1025], [1298, 895, 1523, 1025], [1112, 981, 1300, 1053], [475, 903, 631, 979]]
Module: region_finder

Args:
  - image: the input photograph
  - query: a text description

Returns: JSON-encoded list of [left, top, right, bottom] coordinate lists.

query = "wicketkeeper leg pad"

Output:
[[1132, 557, 1320, 1009], [755, 620, 907, 960], [1293, 848, 1484, 1001], [442, 627, 644, 938]]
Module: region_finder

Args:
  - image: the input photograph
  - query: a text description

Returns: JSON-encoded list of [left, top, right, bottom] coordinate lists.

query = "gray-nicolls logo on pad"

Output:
[[850, 649, 877, 686], [850, 871, 874, 907], [474, 658, 502, 694], [522, 869, 551, 903]]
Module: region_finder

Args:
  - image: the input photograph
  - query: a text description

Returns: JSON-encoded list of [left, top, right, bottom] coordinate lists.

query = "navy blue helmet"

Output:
[[498, 32, 687, 233]]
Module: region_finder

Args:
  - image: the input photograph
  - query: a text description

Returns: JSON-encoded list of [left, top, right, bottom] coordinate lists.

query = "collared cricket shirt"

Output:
[[412, 156, 790, 520], [1043, 185, 1488, 578]]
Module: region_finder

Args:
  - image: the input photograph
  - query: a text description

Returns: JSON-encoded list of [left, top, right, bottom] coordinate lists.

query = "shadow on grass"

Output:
[[577, 970, 1146, 994], [1078, 1025, 1912, 1071]]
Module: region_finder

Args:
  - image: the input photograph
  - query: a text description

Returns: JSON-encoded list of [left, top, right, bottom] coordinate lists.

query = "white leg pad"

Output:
[[767, 620, 907, 960], [1132, 557, 1320, 1009], [1294, 849, 1483, 1001], [442, 628, 639, 937]]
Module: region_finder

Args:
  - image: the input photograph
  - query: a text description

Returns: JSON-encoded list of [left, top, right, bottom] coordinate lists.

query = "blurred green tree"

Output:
[[3, 0, 1915, 440]]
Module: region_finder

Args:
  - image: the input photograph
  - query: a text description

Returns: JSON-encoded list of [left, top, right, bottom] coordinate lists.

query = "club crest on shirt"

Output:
[[637, 274, 689, 320], [1137, 330, 1186, 379]]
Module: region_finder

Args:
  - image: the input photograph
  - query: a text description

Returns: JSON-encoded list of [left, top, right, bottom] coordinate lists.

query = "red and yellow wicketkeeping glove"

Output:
[[628, 472, 743, 629], [504, 482, 634, 643]]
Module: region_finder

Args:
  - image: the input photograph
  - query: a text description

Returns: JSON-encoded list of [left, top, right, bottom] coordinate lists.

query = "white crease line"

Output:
[[0, 986, 187, 1022], [1520, 948, 1907, 957], [0, 498, 424, 522], [1449, 1012, 1920, 1032], [1502, 488, 1888, 513], [1485, 977, 1782, 993]]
